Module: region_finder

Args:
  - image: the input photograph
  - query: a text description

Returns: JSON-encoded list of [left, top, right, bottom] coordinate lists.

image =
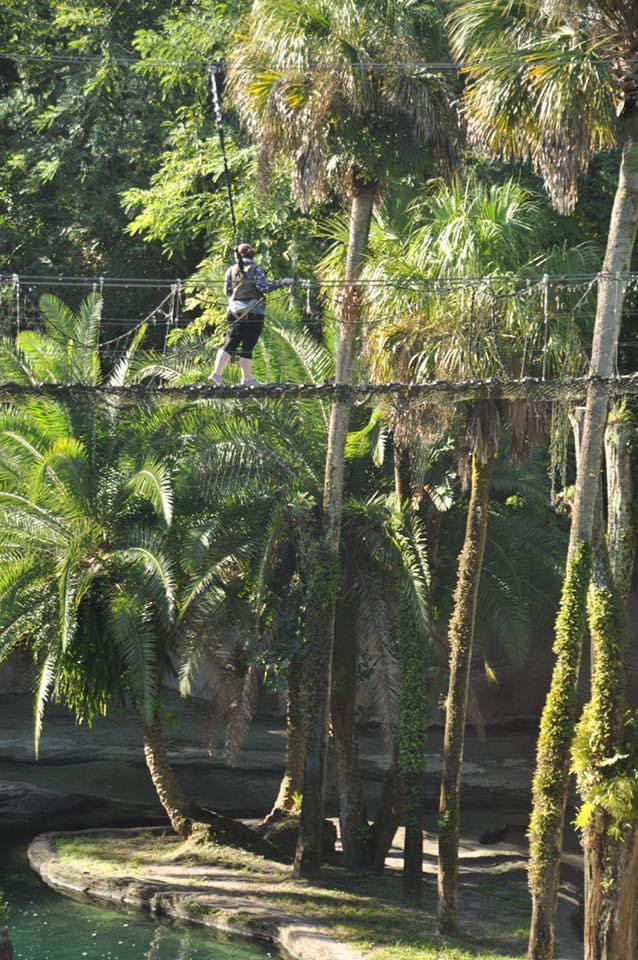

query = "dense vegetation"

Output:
[[1, 2, 638, 960]]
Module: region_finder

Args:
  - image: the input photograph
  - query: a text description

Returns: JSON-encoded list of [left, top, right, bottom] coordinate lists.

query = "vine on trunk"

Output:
[[528, 542, 592, 893]]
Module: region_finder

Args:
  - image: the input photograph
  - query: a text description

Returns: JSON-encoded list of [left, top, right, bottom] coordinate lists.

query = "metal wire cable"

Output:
[[10, 291, 176, 352], [0, 50, 630, 72], [2, 272, 634, 289]]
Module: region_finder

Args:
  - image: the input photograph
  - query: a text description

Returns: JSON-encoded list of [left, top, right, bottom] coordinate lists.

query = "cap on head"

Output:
[[237, 243, 255, 259]]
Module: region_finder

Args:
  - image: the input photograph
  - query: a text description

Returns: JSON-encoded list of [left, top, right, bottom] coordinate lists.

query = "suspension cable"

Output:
[[207, 63, 238, 244]]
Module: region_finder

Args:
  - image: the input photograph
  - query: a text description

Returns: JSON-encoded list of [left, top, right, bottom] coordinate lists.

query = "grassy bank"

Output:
[[50, 832, 529, 959]]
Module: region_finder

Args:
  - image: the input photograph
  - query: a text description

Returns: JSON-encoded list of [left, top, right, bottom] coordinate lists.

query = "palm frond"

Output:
[[127, 460, 174, 526]]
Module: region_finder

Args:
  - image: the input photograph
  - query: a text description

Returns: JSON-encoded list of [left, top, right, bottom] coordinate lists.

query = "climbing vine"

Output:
[[573, 563, 637, 841], [528, 541, 592, 892]]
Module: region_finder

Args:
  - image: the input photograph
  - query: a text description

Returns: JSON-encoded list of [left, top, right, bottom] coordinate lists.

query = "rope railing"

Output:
[[0, 374, 635, 405]]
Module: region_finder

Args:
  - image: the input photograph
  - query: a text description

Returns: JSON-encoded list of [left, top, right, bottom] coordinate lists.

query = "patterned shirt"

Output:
[[225, 259, 285, 316]]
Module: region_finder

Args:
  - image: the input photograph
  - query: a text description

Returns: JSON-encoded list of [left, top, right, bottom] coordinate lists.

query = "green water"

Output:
[[0, 850, 271, 960]]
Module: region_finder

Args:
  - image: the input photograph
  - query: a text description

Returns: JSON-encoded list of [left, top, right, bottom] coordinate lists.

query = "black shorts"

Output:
[[222, 310, 264, 359]]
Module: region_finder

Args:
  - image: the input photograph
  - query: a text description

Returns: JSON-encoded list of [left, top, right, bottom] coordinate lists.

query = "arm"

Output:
[[224, 267, 234, 297], [252, 264, 292, 293]]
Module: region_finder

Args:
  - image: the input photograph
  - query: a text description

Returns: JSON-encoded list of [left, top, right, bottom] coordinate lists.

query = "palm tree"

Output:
[[362, 175, 591, 930], [447, 4, 638, 955], [227, 0, 457, 877]]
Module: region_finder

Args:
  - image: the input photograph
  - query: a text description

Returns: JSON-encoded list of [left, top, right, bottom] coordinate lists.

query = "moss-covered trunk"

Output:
[[527, 544, 592, 960], [266, 659, 306, 820], [580, 533, 627, 960], [294, 180, 376, 879], [141, 713, 193, 838], [579, 411, 637, 960], [437, 452, 492, 932], [332, 601, 370, 869], [528, 113, 638, 960]]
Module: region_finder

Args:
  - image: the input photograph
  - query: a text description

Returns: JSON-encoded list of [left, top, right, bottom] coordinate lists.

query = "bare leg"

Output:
[[208, 349, 231, 384], [239, 357, 253, 384]]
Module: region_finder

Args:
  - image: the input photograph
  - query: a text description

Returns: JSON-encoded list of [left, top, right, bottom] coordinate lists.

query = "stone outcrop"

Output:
[[0, 781, 165, 842]]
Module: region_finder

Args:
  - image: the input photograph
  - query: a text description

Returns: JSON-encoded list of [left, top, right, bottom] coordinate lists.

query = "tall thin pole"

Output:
[[207, 63, 238, 245]]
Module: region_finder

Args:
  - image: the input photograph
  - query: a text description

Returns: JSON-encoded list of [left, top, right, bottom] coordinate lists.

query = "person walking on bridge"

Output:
[[208, 243, 293, 386]]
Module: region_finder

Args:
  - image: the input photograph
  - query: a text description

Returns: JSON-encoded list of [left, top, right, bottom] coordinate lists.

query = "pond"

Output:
[[0, 849, 272, 960]]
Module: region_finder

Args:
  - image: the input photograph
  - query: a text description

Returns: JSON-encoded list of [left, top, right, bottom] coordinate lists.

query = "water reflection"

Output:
[[0, 850, 269, 960]]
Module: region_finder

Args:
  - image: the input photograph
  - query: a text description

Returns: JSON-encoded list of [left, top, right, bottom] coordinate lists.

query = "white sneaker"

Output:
[[242, 378, 262, 387]]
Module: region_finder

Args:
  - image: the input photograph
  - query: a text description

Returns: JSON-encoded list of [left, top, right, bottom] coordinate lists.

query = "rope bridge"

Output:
[[1, 374, 636, 406]]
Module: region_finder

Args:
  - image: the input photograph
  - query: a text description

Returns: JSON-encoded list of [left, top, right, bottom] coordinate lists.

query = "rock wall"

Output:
[[0, 650, 31, 696]]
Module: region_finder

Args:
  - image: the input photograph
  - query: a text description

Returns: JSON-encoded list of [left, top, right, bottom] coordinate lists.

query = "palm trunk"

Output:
[[399, 594, 429, 901], [437, 450, 492, 933], [527, 114, 638, 960], [580, 410, 637, 960], [605, 412, 636, 601], [333, 600, 370, 869], [294, 178, 376, 879], [141, 713, 193, 837], [266, 659, 306, 820]]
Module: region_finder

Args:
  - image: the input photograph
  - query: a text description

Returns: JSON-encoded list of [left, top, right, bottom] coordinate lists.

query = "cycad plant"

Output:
[[227, 0, 457, 877], [447, 4, 638, 955], [0, 294, 269, 846], [0, 393, 190, 828]]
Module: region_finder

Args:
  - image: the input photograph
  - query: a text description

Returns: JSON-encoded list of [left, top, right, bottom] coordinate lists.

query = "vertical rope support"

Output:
[[208, 63, 238, 245], [614, 271, 622, 376], [163, 284, 177, 357], [12, 274, 20, 336], [541, 272, 550, 380], [520, 279, 532, 377], [591, 272, 603, 376]]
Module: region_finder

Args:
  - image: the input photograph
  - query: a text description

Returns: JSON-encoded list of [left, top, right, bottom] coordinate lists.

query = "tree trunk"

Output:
[[370, 746, 403, 873], [528, 113, 638, 960], [399, 593, 428, 902], [437, 451, 492, 932], [332, 600, 370, 869], [294, 179, 376, 879], [605, 411, 636, 602], [142, 713, 281, 856], [580, 411, 637, 960], [394, 439, 411, 504], [0, 926, 12, 960], [265, 659, 306, 820], [141, 713, 193, 837]]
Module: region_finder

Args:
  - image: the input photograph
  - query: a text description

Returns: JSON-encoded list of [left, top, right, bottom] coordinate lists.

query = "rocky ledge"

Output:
[[29, 829, 363, 960], [0, 781, 164, 843]]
